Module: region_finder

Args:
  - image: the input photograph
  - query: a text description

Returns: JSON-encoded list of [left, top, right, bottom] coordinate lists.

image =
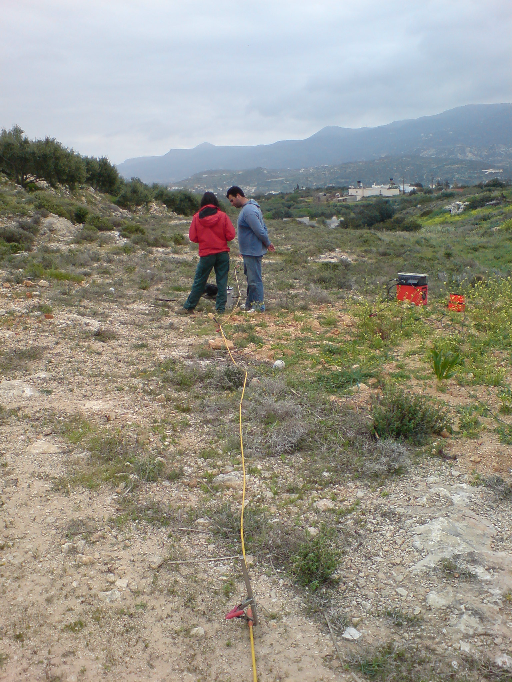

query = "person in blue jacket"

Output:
[[226, 186, 275, 312]]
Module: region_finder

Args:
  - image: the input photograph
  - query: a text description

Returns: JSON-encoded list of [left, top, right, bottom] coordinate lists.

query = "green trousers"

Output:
[[184, 251, 230, 312]]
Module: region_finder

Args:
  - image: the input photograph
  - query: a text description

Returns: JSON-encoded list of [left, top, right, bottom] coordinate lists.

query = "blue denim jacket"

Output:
[[237, 200, 271, 256]]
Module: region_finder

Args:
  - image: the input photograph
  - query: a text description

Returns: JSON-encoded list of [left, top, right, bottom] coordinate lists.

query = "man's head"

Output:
[[226, 186, 246, 208]]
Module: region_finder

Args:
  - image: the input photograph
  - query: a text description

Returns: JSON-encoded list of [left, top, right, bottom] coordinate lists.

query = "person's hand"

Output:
[[267, 243, 275, 252]]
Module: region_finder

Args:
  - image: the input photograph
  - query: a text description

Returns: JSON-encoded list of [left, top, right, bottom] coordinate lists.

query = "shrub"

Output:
[[291, 530, 339, 591], [120, 223, 145, 238], [86, 214, 114, 231], [372, 387, 451, 444], [73, 206, 88, 224]]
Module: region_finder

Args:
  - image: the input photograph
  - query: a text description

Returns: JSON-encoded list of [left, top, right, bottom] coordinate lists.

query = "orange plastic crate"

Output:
[[448, 294, 465, 312]]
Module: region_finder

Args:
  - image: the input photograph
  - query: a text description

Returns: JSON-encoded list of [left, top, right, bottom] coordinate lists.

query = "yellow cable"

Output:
[[214, 316, 257, 682]]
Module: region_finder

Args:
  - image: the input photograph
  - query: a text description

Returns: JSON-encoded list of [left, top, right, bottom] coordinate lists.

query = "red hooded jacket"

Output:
[[189, 205, 236, 256]]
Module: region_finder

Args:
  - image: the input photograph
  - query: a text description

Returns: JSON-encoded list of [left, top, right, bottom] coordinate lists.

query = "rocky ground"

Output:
[[1, 213, 512, 682]]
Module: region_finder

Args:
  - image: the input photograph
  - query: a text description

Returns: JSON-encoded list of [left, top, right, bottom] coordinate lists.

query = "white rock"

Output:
[[396, 588, 408, 598], [98, 590, 121, 603], [460, 641, 471, 653], [314, 498, 335, 511], [426, 590, 454, 609], [190, 627, 205, 638], [495, 654, 512, 669], [342, 627, 361, 641], [213, 472, 244, 490], [148, 555, 165, 569], [273, 360, 285, 370], [37, 280, 50, 287], [115, 578, 129, 590], [307, 527, 319, 537], [0, 380, 39, 401], [27, 440, 61, 455]]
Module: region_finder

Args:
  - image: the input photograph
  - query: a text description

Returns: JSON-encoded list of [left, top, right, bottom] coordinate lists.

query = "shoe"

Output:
[[175, 307, 195, 316], [242, 308, 256, 314]]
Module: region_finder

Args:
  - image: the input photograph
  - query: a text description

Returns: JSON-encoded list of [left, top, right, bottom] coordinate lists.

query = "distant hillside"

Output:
[[174, 156, 512, 195], [117, 104, 512, 184]]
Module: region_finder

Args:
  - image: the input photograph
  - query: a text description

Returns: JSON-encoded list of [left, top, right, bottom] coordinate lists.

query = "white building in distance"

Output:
[[348, 180, 400, 201]]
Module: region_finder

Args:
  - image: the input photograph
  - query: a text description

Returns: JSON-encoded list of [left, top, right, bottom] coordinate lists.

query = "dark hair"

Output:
[[226, 186, 245, 199], [200, 191, 220, 208]]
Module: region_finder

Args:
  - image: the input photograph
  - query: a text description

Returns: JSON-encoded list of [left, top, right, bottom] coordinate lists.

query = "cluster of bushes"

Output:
[[0, 125, 119, 193], [0, 125, 200, 216]]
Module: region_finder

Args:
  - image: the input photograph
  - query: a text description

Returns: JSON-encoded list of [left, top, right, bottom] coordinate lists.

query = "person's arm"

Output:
[[188, 215, 199, 244], [243, 208, 271, 247], [224, 214, 236, 242]]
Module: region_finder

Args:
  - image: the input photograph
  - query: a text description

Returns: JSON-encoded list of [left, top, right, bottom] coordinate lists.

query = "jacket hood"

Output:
[[197, 205, 223, 227]]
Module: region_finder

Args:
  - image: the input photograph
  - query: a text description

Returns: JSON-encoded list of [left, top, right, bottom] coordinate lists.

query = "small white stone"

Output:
[[273, 360, 285, 370], [460, 641, 471, 653], [342, 627, 361, 641], [396, 587, 408, 598], [190, 627, 205, 638], [495, 654, 512, 669], [307, 527, 319, 537], [115, 578, 129, 590], [314, 498, 335, 511]]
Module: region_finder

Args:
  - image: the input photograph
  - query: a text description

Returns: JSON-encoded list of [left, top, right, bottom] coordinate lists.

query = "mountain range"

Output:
[[117, 104, 512, 185]]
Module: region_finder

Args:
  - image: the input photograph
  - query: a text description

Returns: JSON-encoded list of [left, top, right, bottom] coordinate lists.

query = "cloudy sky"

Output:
[[1, 0, 511, 163]]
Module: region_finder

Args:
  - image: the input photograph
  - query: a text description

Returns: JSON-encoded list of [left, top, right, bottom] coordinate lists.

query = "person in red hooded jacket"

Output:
[[178, 192, 236, 314]]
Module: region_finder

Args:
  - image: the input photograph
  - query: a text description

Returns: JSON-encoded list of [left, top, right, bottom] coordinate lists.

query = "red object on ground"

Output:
[[396, 273, 428, 306], [448, 294, 465, 312], [225, 605, 245, 620]]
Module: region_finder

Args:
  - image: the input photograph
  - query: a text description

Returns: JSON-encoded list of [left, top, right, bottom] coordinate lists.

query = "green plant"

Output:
[[63, 619, 86, 633], [74, 206, 89, 224], [290, 529, 339, 591], [431, 346, 461, 380], [372, 387, 451, 444]]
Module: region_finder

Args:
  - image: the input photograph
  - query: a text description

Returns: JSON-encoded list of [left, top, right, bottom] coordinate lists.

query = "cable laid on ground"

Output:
[[211, 311, 257, 682]]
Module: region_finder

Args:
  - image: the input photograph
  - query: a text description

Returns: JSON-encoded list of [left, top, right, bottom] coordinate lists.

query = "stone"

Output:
[[27, 440, 61, 456], [98, 590, 121, 603], [470, 456, 482, 463], [37, 280, 50, 287], [209, 338, 234, 350], [314, 499, 335, 511], [396, 587, 408, 598], [307, 527, 319, 537], [273, 360, 285, 370], [190, 627, 205, 638], [115, 578, 129, 589], [460, 641, 471, 653], [0, 380, 39, 402], [426, 590, 454, 609], [495, 654, 512, 669], [78, 555, 95, 565], [148, 555, 165, 569], [61, 543, 74, 554], [213, 472, 243, 490], [342, 627, 361, 641]]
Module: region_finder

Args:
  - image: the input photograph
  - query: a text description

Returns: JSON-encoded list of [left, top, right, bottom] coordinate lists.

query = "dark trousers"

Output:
[[184, 251, 230, 311]]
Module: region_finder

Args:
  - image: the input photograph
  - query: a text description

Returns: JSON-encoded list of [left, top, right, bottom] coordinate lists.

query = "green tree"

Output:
[[0, 125, 32, 187], [115, 178, 153, 209]]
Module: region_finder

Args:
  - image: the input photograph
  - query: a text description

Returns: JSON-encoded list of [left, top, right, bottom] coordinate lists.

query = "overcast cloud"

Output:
[[1, 0, 511, 163]]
